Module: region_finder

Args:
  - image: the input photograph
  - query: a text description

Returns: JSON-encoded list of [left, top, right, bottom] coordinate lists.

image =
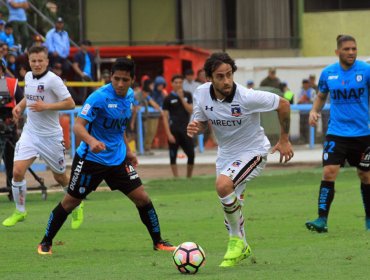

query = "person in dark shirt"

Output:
[[162, 74, 194, 178]]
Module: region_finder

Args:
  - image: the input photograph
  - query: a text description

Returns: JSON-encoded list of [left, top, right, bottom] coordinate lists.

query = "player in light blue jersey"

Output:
[[306, 35, 370, 233], [37, 58, 176, 255]]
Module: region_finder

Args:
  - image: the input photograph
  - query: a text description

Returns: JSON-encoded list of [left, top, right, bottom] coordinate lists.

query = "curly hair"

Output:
[[203, 52, 237, 78]]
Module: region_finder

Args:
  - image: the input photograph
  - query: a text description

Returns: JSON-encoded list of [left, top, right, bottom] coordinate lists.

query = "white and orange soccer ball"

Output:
[[172, 242, 206, 274]]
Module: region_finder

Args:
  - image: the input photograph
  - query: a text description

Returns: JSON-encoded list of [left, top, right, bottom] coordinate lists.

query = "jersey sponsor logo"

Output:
[[231, 104, 242, 117], [103, 117, 129, 129], [205, 105, 213, 111], [331, 88, 364, 102], [70, 159, 84, 191], [170, 99, 178, 104], [328, 75, 338, 80], [37, 84, 44, 93], [130, 174, 139, 180], [81, 104, 91, 115], [26, 94, 44, 101], [108, 103, 118, 108], [356, 74, 363, 82], [210, 119, 242, 126]]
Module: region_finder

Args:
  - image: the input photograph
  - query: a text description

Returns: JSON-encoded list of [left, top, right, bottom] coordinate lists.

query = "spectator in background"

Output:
[[6, 50, 17, 75], [72, 39, 96, 102], [280, 81, 294, 104], [183, 69, 201, 95], [72, 40, 95, 82], [195, 68, 207, 84], [162, 75, 194, 178], [0, 19, 5, 36], [308, 74, 318, 92], [246, 80, 254, 89], [45, 17, 70, 73], [298, 79, 316, 143], [31, 34, 44, 47], [15, 63, 27, 81], [136, 79, 163, 155], [6, 0, 29, 51], [259, 67, 281, 89], [152, 75, 167, 107], [0, 23, 15, 49], [101, 69, 111, 84]]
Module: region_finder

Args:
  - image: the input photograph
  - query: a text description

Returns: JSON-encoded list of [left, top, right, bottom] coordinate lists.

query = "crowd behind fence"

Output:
[[60, 104, 330, 159]]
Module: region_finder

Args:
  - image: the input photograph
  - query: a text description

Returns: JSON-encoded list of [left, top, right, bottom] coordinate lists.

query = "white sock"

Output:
[[12, 179, 27, 213], [220, 192, 245, 241]]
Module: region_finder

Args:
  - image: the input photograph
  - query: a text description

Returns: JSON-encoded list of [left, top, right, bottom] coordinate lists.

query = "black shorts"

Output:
[[322, 135, 370, 168], [67, 154, 142, 199]]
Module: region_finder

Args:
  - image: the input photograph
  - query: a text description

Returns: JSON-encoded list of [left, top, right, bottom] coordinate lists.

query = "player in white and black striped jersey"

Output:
[[187, 52, 294, 267]]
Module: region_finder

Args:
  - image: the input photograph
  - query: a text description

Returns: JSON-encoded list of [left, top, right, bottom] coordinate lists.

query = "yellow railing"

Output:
[[17, 81, 105, 87]]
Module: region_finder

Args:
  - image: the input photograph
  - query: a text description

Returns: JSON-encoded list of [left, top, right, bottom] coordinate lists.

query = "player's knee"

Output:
[[322, 166, 339, 181], [128, 187, 151, 207], [216, 175, 234, 197], [357, 169, 370, 184], [53, 172, 68, 186], [61, 194, 82, 212], [12, 166, 26, 181]]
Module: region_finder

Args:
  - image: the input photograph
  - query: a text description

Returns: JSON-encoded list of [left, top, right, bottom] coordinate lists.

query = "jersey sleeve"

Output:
[[243, 89, 280, 113], [192, 90, 207, 122], [366, 63, 370, 87], [50, 75, 71, 101], [78, 92, 102, 122], [318, 69, 329, 94]]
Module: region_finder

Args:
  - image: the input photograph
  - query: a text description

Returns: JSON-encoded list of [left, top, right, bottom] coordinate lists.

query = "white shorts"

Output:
[[14, 128, 66, 174], [216, 152, 267, 202]]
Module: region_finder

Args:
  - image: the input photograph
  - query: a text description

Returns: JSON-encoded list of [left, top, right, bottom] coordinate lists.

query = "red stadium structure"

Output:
[[69, 45, 210, 91]]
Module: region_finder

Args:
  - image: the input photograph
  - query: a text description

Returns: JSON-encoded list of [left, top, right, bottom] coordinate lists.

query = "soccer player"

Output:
[[2, 46, 84, 229], [187, 52, 294, 267], [37, 57, 176, 255], [305, 35, 370, 233], [162, 74, 195, 178]]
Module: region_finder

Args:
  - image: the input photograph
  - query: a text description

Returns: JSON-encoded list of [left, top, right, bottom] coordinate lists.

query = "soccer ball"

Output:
[[172, 242, 206, 274]]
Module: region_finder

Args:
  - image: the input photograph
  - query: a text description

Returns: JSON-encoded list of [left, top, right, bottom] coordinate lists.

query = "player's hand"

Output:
[[168, 133, 176, 144], [309, 110, 320, 126], [177, 89, 184, 99], [187, 121, 200, 138], [126, 151, 138, 167], [89, 139, 106, 153], [28, 100, 49, 112], [271, 139, 294, 163], [12, 105, 23, 123]]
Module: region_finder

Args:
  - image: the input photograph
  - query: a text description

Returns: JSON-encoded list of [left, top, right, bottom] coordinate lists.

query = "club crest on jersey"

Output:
[[231, 104, 242, 117], [37, 84, 44, 93], [232, 160, 242, 167], [356, 74, 363, 82]]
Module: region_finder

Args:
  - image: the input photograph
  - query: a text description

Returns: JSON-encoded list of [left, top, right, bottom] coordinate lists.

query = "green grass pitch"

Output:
[[0, 167, 369, 280]]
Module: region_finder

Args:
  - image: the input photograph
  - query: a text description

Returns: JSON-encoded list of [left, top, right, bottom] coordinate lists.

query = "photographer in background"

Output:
[[0, 59, 22, 200]]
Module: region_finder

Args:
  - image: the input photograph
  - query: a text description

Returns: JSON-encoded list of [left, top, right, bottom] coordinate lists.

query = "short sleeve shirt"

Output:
[[77, 84, 134, 165], [192, 82, 280, 158], [318, 60, 370, 136]]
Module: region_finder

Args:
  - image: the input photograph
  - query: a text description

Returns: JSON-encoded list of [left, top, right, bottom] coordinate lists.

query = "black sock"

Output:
[[137, 201, 161, 244], [318, 181, 335, 219], [41, 202, 70, 245], [361, 183, 370, 218]]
